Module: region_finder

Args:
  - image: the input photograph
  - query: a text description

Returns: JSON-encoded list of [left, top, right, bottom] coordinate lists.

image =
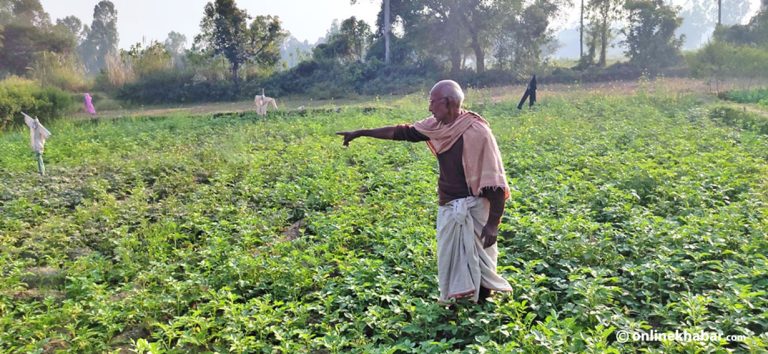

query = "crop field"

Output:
[[1, 83, 767, 352]]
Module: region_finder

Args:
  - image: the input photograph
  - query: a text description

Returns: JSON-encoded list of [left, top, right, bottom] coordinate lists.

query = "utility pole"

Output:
[[580, 0, 584, 60], [384, 0, 391, 64], [718, 0, 722, 25]]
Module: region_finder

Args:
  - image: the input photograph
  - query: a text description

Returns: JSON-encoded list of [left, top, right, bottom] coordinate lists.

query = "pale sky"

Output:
[[39, 0, 761, 53], [40, 0, 380, 49]]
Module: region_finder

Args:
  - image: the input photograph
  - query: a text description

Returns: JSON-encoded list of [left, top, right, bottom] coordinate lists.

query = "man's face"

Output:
[[429, 92, 450, 123]]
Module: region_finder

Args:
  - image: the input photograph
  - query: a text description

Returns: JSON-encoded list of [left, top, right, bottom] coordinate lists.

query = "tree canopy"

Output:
[[195, 0, 287, 84], [0, 0, 74, 76], [623, 0, 683, 72], [79, 0, 119, 74], [314, 16, 372, 63]]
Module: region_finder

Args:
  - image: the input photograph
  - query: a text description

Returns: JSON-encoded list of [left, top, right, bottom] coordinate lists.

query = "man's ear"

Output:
[[448, 99, 460, 111]]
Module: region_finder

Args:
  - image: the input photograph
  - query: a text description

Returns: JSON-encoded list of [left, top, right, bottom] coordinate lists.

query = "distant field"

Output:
[[1, 81, 767, 352], [80, 77, 767, 120]]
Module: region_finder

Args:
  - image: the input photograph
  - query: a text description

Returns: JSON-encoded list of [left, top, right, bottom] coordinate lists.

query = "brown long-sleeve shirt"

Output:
[[392, 124, 505, 228]]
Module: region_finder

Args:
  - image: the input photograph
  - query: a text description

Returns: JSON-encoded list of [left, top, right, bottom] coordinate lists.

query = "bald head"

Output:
[[430, 80, 464, 108]]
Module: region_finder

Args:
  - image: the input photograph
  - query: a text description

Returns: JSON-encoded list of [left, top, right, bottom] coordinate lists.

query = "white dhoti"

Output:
[[436, 196, 513, 303]]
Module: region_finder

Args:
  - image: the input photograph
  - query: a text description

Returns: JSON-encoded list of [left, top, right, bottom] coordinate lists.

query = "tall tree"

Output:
[[713, 2, 768, 46], [195, 0, 287, 84], [55, 15, 83, 43], [164, 31, 187, 55], [351, 0, 391, 64], [495, 0, 559, 72], [1, 2, 9, 54], [79, 0, 118, 73], [456, 0, 499, 73], [586, 0, 623, 67], [125, 40, 172, 78], [0, 0, 73, 76], [0, 1, 10, 24], [677, 0, 751, 49], [196, 0, 249, 84], [247, 15, 289, 68], [361, 0, 561, 74], [623, 0, 683, 72], [393, 0, 467, 74], [365, 0, 424, 65], [0, 0, 50, 27], [314, 16, 372, 63], [164, 31, 187, 68], [280, 36, 312, 68]]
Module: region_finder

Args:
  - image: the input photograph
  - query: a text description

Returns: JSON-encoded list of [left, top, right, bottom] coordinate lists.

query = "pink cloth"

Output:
[[84, 93, 96, 115], [413, 110, 510, 200]]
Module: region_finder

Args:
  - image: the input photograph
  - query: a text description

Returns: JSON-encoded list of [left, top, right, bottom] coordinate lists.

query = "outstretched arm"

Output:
[[336, 126, 397, 146]]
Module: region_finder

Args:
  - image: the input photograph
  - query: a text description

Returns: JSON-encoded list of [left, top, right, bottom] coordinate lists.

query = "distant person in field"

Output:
[[83, 93, 96, 116], [336, 80, 513, 304]]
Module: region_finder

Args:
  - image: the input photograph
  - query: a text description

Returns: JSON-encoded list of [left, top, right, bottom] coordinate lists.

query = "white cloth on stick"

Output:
[[254, 95, 278, 116], [436, 196, 513, 303], [22, 112, 51, 153]]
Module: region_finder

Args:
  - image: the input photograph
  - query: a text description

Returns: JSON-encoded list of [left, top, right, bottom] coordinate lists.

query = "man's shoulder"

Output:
[[463, 112, 492, 134], [465, 110, 485, 119]]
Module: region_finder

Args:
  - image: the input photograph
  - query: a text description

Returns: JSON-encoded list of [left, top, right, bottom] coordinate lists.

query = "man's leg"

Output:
[[478, 286, 492, 303]]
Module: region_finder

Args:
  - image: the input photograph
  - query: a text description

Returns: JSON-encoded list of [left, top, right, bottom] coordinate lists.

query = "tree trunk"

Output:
[[599, 19, 607, 67], [587, 34, 597, 65], [470, 30, 485, 73], [450, 49, 462, 75], [447, 8, 463, 75], [231, 61, 240, 86], [472, 41, 485, 73]]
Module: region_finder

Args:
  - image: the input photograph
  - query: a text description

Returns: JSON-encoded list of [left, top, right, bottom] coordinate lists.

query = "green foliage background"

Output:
[[0, 77, 75, 130], [0, 88, 767, 352]]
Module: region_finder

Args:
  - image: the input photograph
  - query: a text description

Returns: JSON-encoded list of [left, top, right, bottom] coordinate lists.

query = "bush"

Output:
[[709, 105, 768, 135], [687, 42, 768, 81], [28, 52, 89, 92], [0, 77, 75, 130], [548, 67, 583, 83], [117, 70, 238, 104], [264, 59, 438, 98], [722, 87, 768, 104], [91, 94, 125, 111], [113, 58, 435, 104]]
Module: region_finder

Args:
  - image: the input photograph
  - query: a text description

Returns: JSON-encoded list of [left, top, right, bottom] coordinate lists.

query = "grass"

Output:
[[722, 87, 768, 107], [0, 84, 767, 352]]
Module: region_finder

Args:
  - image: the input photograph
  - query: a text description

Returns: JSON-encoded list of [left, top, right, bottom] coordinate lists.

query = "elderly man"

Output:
[[336, 80, 512, 303]]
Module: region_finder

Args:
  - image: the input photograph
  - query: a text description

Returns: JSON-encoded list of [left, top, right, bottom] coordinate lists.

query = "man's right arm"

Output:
[[338, 125, 431, 146], [336, 126, 397, 146]]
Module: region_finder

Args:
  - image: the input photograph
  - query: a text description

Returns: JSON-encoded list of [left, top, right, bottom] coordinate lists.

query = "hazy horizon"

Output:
[[39, 0, 762, 60]]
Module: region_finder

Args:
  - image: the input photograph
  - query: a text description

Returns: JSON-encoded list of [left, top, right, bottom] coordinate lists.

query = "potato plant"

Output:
[[0, 88, 766, 353]]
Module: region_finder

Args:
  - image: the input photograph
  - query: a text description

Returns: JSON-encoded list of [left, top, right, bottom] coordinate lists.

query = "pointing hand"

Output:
[[336, 131, 359, 146]]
